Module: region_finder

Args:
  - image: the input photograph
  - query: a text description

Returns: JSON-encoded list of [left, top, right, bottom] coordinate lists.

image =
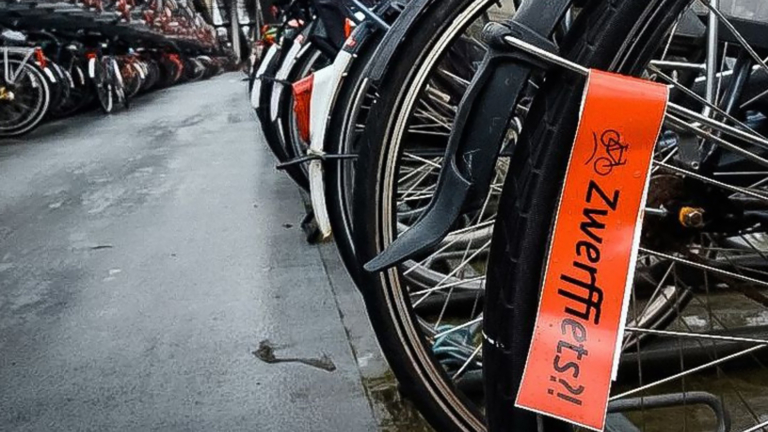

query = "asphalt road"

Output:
[[0, 74, 427, 431]]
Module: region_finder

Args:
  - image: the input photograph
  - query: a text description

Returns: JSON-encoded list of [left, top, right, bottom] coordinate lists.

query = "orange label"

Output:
[[515, 70, 668, 431]]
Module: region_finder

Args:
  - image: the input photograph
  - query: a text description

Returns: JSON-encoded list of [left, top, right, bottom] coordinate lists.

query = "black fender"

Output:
[[365, 0, 574, 271], [364, 0, 458, 83]]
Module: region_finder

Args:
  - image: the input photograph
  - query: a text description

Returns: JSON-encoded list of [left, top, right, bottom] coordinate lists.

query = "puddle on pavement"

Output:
[[252, 339, 337, 372], [362, 372, 434, 432]]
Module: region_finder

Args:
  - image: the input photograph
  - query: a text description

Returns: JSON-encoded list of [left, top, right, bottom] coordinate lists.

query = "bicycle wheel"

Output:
[[49, 61, 91, 118], [93, 57, 113, 114], [485, 0, 768, 430], [38, 60, 65, 116], [46, 61, 71, 115], [351, 0, 528, 430], [189, 58, 206, 82], [142, 60, 161, 92], [278, 43, 329, 189], [254, 44, 288, 151], [256, 40, 312, 190], [107, 57, 127, 109], [125, 62, 144, 99], [0, 57, 50, 136], [324, 29, 384, 281]]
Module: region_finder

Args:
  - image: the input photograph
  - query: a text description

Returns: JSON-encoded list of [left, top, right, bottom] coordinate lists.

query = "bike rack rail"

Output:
[[608, 392, 730, 432]]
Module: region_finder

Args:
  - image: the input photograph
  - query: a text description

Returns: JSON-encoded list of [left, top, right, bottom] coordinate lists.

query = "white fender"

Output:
[[133, 63, 145, 79], [88, 57, 96, 78], [269, 39, 307, 123], [74, 65, 85, 86], [271, 40, 313, 146], [43, 67, 56, 83], [111, 58, 124, 88], [63, 69, 74, 88], [306, 50, 354, 239], [251, 45, 277, 110]]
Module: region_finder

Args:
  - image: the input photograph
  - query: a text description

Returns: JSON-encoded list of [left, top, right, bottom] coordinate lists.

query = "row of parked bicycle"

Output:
[[0, 0, 233, 137], [16, 0, 221, 47], [250, 0, 768, 431]]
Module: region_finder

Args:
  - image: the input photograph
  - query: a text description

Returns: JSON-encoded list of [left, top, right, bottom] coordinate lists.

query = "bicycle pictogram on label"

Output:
[[587, 129, 629, 176]]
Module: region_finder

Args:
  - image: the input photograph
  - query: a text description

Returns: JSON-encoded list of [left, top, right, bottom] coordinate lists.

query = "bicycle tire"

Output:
[[256, 41, 311, 191], [0, 59, 50, 136], [483, 0, 693, 430], [46, 62, 70, 115], [41, 63, 65, 115], [93, 58, 114, 114], [351, 0, 510, 430], [49, 63, 91, 118], [324, 30, 383, 284], [277, 44, 327, 190]]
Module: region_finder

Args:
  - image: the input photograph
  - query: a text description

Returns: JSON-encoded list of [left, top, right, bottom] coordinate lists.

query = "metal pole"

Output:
[[231, 0, 241, 62], [705, 0, 720, 109], [255, 0, 263, 36]]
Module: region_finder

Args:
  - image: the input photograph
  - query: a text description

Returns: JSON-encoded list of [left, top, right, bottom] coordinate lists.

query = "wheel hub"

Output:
[[642, 174, 699, 252], [0, 87, 16, 101], [679, 206, 706, 228]]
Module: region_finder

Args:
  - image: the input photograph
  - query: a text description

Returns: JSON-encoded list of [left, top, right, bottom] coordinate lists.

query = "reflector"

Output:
[[34, 48, 47, 69], [292, 74, 314, 143]]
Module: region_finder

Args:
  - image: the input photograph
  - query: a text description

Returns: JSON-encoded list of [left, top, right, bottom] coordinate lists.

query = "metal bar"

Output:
[[647, 64, 760, 139], [608, 392, 730, 432], [610, 345, 767, 401], [348, 0, 389, 30], [672, 120, 768, 173], [650, 60, 706, 71], [743, 419, 768, 432], [664, 114, 768, 170], [3, 48, 9, 84], [639, 246, 768, 289], [625, 327, 768, 345], [703, 2, 768, 79], [433, 316, 483, 339], [503, 34, 768, 154], [705, 0, 720, 107], [667, 103, 768, 152], [503, 35, 589, 76]]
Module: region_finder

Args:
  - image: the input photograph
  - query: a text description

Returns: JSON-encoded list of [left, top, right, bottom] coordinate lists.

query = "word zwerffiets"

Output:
[[515, 70, 669, 431]]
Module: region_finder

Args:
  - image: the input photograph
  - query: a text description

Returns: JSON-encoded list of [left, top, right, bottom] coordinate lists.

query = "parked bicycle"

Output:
[[0, 0, 234, 137]]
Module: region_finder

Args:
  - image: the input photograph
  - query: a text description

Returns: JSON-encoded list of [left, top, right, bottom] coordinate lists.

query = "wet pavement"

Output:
[[0, 74, 430, 431]]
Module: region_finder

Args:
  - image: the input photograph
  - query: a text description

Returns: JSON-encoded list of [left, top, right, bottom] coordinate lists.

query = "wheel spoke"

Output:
[[665, 106, 768, 153], [452, 344, 482, 380], [639, 247, 768, 289], [655, 160, 768, 201], [413, 239, 492, 307], [433, 317, 483, 339], [625, 327, 768, 345], [649, 64, 762, 138], [701, 2, 768, 79], [610, 345, 767, 401]]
